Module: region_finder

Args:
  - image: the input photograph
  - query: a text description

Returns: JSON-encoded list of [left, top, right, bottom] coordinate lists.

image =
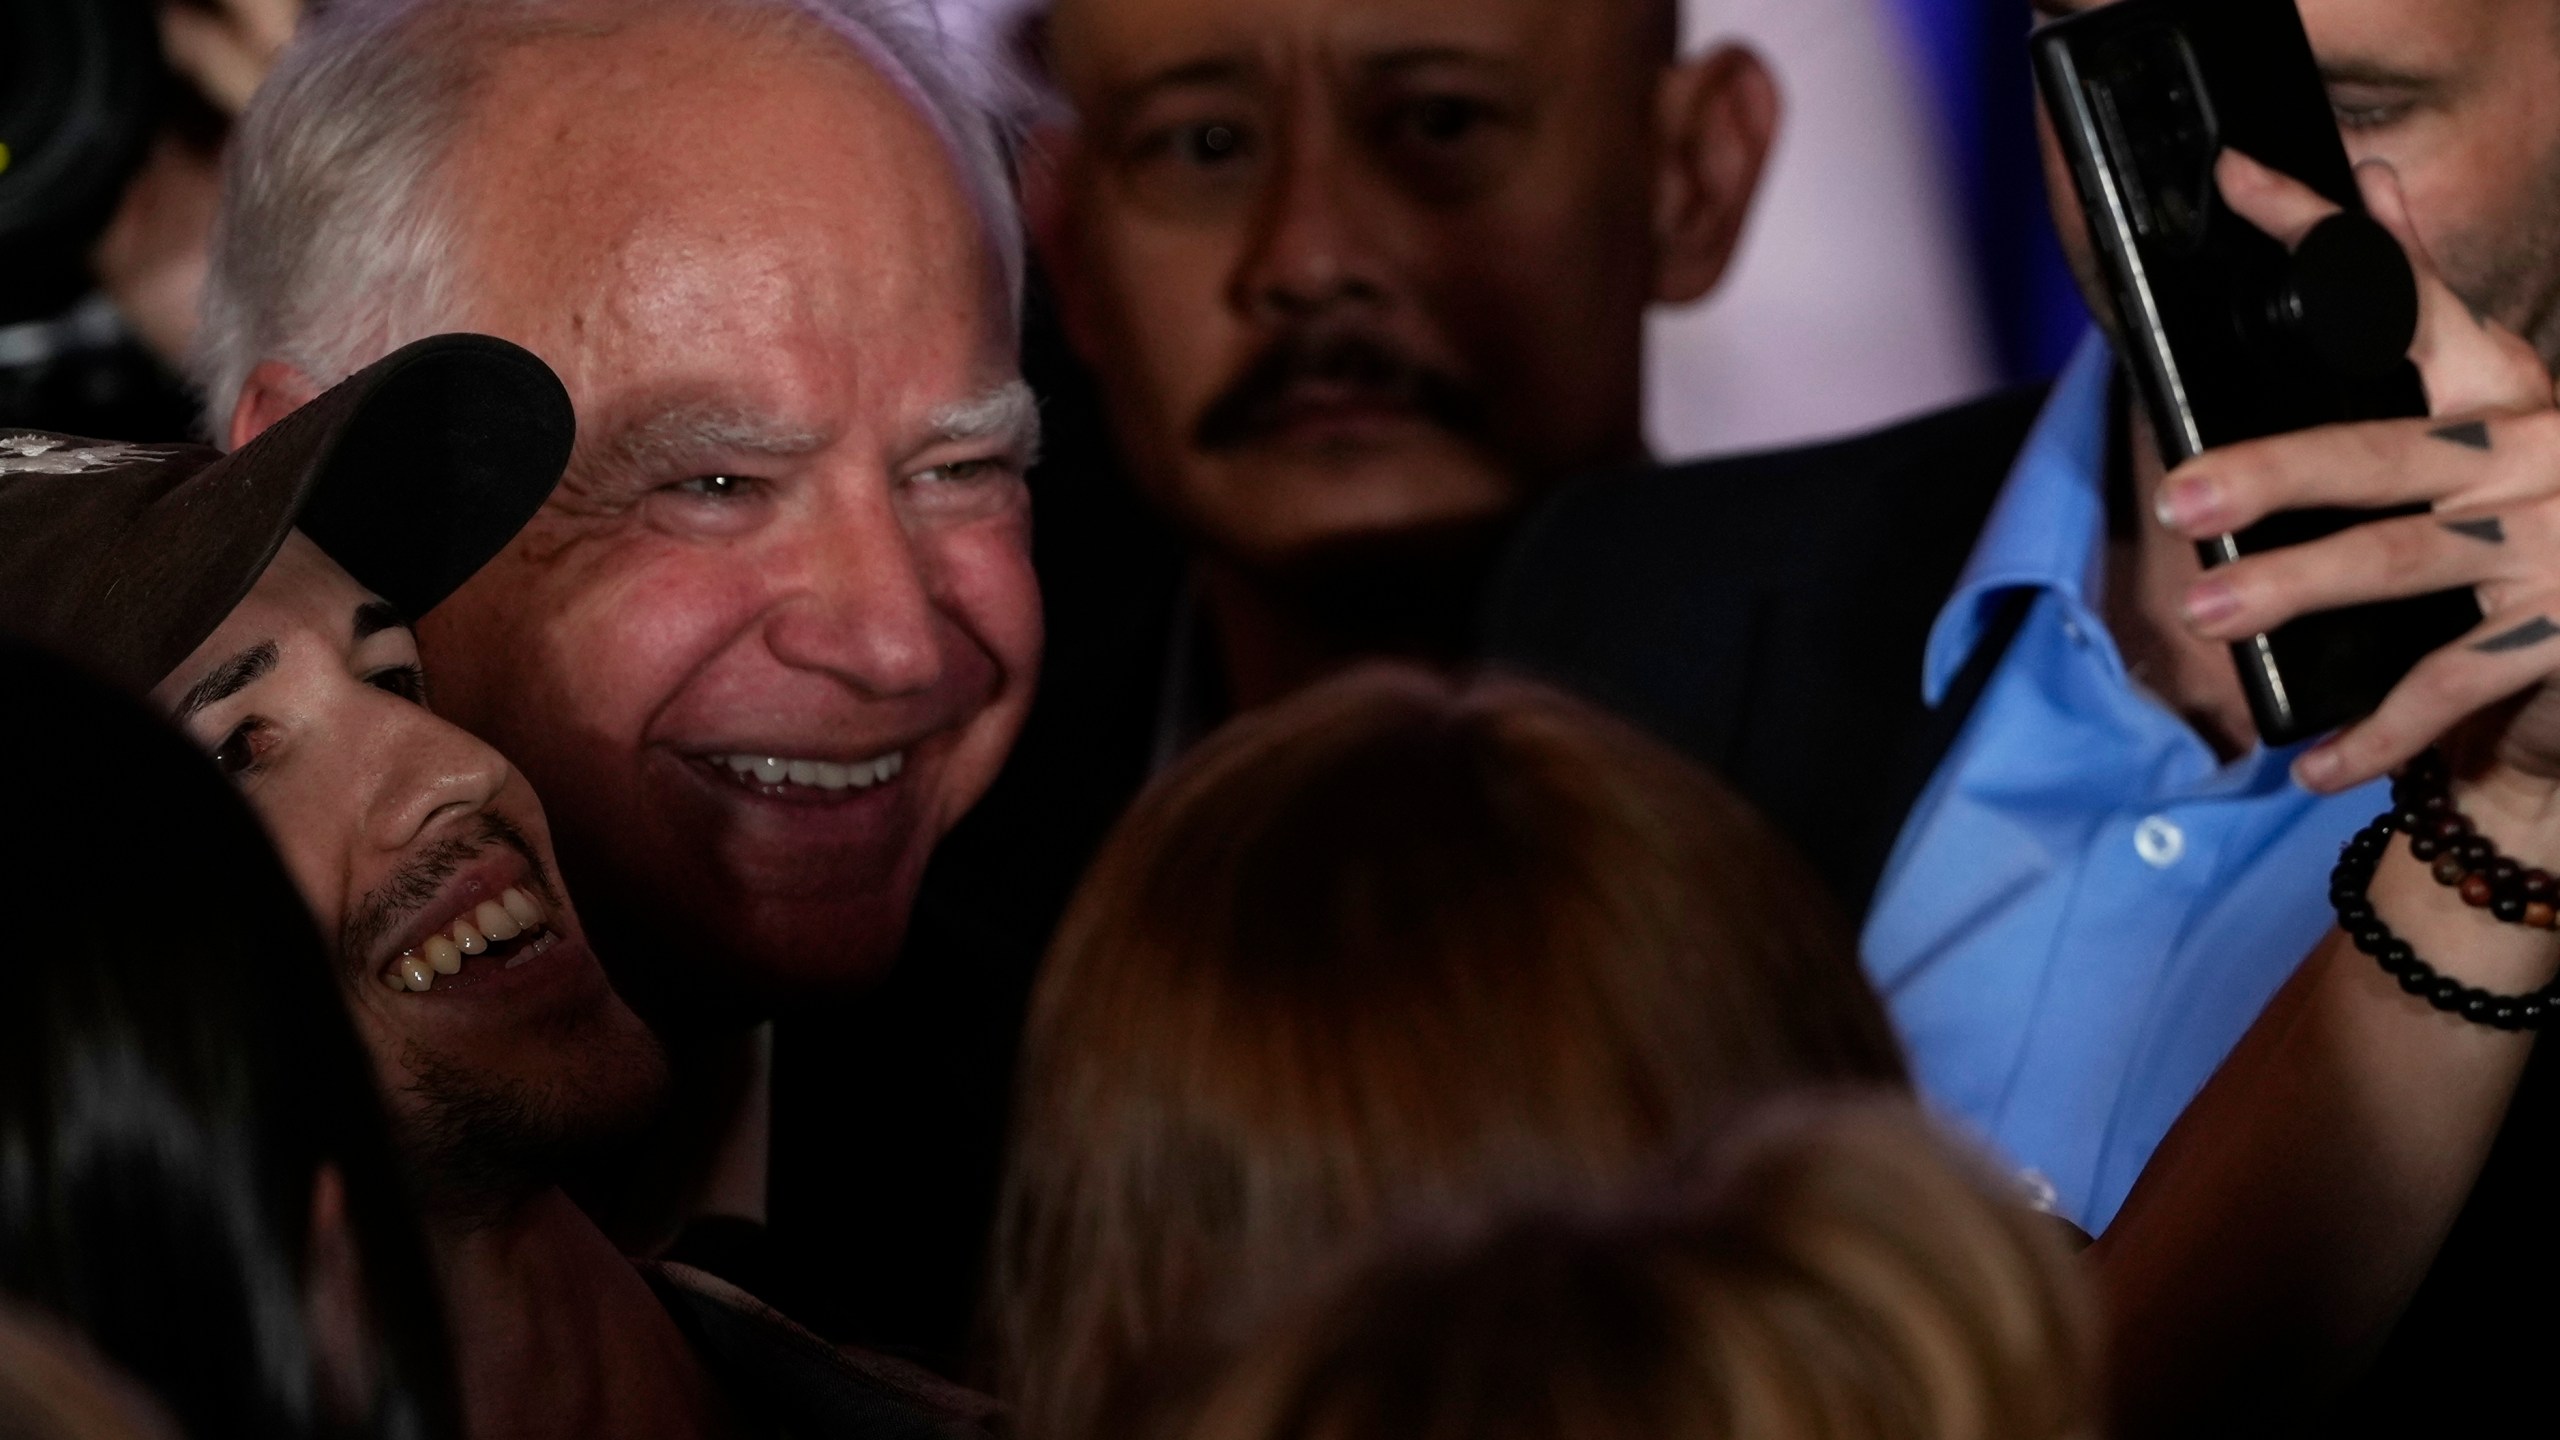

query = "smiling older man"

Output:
[[194, 0, 1044, 1298], [0, 334, 998, 1438]]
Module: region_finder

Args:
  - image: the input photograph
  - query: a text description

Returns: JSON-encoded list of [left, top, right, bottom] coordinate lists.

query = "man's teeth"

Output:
[[379, 885, 552, 992], [715, 750, 905, 791]]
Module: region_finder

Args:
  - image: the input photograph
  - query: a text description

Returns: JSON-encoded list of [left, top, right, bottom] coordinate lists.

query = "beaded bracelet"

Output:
[[2393, 749, 2560, 928], [2331, 810, 2560, 1031]]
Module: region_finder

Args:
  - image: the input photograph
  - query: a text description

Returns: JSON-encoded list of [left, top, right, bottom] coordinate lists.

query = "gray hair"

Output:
[[193, 0, 1025, 436]]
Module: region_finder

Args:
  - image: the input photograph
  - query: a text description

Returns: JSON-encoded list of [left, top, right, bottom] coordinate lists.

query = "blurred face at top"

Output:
[[263, 8, 1044, 1023], [1034, 0, 1781, 573], [2035, 0, 2560, 369]]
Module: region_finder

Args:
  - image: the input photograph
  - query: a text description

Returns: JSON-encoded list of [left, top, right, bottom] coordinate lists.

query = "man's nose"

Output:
[[1231, 113, 1389, 321], [363, 701, 515, 855], [760, 482, 945, 698]]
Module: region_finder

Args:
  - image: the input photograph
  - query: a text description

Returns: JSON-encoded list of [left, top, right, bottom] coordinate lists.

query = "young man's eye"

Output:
[[211, 720, 270, 780], [365, 664, 429, 705]]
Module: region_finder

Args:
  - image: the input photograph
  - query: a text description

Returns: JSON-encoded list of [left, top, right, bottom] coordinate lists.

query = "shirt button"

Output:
[[2135, 815, 2186, 868], [2062, 618, 2088, 645]]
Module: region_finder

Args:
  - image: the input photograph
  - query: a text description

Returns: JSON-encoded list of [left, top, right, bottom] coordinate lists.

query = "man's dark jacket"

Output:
[[1485, 387, 2044, 916], [1481, 386, 2554, 1437]]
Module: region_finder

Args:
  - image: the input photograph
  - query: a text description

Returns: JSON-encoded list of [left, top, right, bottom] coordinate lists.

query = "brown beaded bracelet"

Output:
[[2393, 750, 2560, 929]]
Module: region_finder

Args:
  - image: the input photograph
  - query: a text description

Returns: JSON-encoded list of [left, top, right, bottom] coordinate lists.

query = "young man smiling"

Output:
[[0, 335, 995, 1440]]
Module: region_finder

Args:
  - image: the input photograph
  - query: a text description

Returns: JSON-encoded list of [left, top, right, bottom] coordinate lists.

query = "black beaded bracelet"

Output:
[[2332, 809, 2560, 1031], [2393, 749, 2560, 928]]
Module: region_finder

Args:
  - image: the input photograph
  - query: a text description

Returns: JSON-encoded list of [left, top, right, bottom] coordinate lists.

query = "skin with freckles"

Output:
[[147, 532, 667, 1199], [1035, 0, 1774, 701], [235, 9, 1043, 1023]]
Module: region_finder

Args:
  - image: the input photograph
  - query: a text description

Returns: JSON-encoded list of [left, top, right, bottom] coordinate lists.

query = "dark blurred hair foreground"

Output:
[[0, 640, 458, 1440]]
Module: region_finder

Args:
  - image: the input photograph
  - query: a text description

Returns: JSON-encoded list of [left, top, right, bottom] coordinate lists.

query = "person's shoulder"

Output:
[[639, 1260, 1003, 1440]]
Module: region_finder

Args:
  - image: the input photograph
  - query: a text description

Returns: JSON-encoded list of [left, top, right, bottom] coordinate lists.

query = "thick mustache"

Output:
[[1193, 331, 1484, 452], [338, 812, 558, 969]]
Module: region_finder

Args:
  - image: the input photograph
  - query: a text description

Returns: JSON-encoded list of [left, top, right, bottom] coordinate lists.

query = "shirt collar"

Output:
[[1922, 329, 2119, 703]]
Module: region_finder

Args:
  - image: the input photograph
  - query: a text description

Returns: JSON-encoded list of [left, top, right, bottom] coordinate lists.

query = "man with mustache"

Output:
[[0, 336, 994, 1438]]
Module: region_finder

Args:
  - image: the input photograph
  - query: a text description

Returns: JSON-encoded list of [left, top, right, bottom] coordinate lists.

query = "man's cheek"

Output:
[[934, 520, 1044, 690], [546, 555, 755, 747]]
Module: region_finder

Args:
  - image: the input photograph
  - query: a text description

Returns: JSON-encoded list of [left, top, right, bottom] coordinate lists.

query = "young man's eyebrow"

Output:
[[352, 601, 409, 642], [172, 641, 279, 724]]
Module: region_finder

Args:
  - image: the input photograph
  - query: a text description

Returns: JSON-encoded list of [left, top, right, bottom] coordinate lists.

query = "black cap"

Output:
[[0, 333, 574, 695]]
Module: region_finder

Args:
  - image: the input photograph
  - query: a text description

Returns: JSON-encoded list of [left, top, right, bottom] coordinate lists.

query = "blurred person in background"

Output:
[[0, 640, 458, 1440], [0, 1301, 186, 1440], [1, 339, 995, 1439], [1128, 1100, 2095, 1440], [1493, 0, 2560, 1428], [196, 0, 1045, 1360], [988, 664, 1911, 1440], [0, 0, 300, 439]]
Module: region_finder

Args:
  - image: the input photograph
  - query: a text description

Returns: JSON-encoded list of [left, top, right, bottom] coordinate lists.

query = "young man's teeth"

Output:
[[718, 750, 905, 790], [501, 888, 542, 929], [382, 887, 551, 992], [474, 899, 521, 942]]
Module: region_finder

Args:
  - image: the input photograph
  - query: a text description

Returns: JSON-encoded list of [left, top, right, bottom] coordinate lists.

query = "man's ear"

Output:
[[228, 359, 323, 450], [1650, 44, 1782, 306], [1020, 121, 1103, 361]]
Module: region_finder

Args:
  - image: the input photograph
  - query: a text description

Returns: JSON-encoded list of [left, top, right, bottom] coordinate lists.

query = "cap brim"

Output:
[[247, 333, 576, 621], [104, 335, 574, 691]]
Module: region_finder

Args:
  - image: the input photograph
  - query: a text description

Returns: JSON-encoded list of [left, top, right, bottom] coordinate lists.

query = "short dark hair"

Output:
[[0, 641, 458, 1440]]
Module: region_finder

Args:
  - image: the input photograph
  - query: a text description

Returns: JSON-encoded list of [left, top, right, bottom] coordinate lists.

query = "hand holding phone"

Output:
[[2036, 0, 2481, 745], [2148, 153, 2560, 803]]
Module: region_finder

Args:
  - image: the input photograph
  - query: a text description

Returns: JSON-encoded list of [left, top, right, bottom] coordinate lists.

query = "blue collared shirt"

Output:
[[1861, 330, 2388, 1232]]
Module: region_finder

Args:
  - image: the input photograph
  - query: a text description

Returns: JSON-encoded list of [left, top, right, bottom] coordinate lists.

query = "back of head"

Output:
[[0, 641, 455, 1440], [1149, 1099, 2098, 1440], [993, 664, 1907, 1439]]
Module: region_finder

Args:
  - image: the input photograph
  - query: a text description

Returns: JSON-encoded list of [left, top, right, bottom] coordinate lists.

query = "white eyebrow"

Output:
[[927, 381, 1041, 460], [613, 406, 830, 470]]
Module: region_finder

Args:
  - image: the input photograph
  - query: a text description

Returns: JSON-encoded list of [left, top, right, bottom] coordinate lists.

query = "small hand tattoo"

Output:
[[2432, 420, 2494, 451], [2444, 516, 2507, 544], [2473, 617, 2560, 654]]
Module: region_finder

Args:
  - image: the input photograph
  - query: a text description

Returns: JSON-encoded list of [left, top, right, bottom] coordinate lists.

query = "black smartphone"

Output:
[[2032, 0, 2480, 746]]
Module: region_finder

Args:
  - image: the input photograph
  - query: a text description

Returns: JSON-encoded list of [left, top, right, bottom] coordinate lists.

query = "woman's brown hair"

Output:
[[989, 664, 1910, 1440], [1147, 1099, 2096, 1440]]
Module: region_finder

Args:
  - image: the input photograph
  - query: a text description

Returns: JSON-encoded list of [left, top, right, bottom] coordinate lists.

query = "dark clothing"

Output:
[[1481, 386, 2555, 1435], [642, 1261, 1003, 1440], [1485, 386, 2047, 916]]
